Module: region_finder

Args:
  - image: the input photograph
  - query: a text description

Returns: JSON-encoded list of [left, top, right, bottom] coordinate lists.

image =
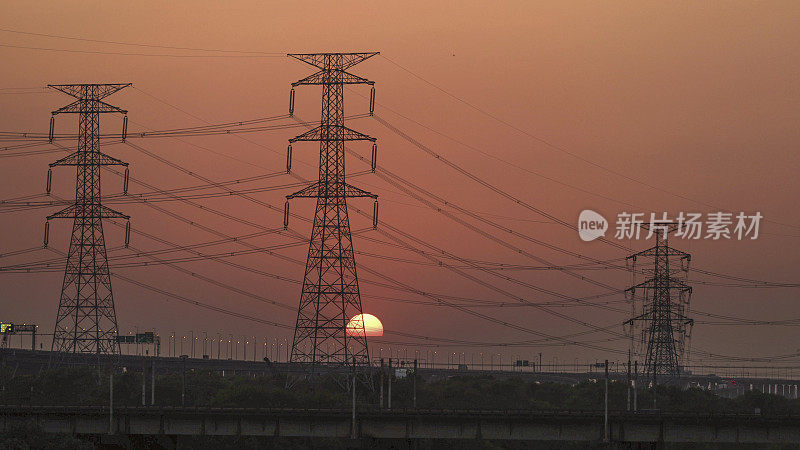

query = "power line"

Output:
[[373, 114, 631, 252], [40, 246, 631, 350], [131, 95, 632, 297], [293, 113, 634, 293], [0, 86, 48, 91], [129, 87, 320, 173], [360, 118, 800, 297], [106, 141, 631, 352], [98, 150, 800, 352], [348, 86, 641, 211], [0, 43, 282, 58], [0, 246, 45, 259], [83, 134, 800, 338], [0, 231, 301, 273], [379, 54, 800, 231], [12, 113, 797, 290], [0, 27, 284, 55], [282, 116, 638, 330], [0, 113, 342, 140], [53, 94, 784, 356], [34, 195, 632, 350]]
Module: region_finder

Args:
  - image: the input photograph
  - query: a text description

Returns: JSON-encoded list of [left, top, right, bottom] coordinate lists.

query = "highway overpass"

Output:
[[1, 405, 800, 447]]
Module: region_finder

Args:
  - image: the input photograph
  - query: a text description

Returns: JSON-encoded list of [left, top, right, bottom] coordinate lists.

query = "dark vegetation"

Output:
[[1, 365, 798, 413]]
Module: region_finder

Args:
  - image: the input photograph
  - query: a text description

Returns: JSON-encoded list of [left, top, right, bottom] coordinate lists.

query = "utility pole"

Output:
[[151, 356, 155, 405], [413, 359, 417, 409], [351, 358, 357, 439], [46, 83, 131, 357], [653, 368, 657, 410], [379, 358, 384, 409], [625, 222, 693, 386], [604, 359, 609, 443], [108, 371, 114, 435], [627, 352, 631, 412], [634, 360, 638, 412], [180, 354, 187, 406], [388, 358, 392, 410], [141, 353, 146, 406], [284, 52, 379, 376]]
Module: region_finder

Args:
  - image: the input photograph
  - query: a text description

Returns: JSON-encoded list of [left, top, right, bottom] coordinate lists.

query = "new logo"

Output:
[[578, 210, 608, 242]]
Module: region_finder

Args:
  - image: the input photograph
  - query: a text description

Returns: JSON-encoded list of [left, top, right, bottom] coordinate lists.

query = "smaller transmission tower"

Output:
[[284, 52, 378, 373], [625, 222, 693, 384], [46, 83, 131, 356]]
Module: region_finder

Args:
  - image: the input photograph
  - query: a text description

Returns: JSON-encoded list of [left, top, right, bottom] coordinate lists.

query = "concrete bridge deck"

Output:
[[2, 405, 800, 446]]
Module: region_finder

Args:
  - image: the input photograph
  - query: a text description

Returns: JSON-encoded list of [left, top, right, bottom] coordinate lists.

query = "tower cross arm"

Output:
[[286, 182, 322, 199], [292, 69, 374, 86], [290, 125, 375, 143], [51, 99, 128, 115], [626, 245, 690, 261], [624, 312, 650, 325], [48, 83, 131, 100], [287, 182, 377, 199], [626, 277, 692, 292], [49, 150, 128, 167], [342, 182, 377, 199], [47, 204, 129, 220], [287, 52, 379, 70]]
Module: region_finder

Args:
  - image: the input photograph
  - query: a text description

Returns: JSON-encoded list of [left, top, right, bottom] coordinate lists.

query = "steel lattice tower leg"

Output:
[[46, 83, 131, 356], [625, 223, 693, 384], [285, 53, 379, 371]]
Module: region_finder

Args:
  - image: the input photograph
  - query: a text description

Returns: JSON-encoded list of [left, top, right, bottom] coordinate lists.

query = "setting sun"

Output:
[[346, 313, 384, 337]]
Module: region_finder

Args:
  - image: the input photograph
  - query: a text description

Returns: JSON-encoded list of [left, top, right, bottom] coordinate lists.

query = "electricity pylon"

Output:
[[625, 223, 693, 384], [284, 53, 378, 373], [45, 83, 131, 355]]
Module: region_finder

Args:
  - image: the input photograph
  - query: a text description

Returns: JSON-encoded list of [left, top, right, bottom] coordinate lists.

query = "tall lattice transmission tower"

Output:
[[625, 222, 693, 384], [45, 83, 131, 355], [284, 52, 379, 370]]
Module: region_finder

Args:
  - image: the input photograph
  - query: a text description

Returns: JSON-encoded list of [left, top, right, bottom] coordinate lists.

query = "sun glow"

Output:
[[346, 313, 384, 337]]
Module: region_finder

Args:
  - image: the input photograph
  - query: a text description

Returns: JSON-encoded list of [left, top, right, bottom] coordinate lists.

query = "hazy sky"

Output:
[[1, 1, 798, 367]]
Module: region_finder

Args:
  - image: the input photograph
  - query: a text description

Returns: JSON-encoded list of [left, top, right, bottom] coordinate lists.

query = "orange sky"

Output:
[[0, 1, 798, 366]]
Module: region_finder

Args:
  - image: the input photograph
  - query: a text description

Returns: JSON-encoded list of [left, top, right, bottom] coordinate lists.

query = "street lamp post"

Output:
[[180, 354, 188, 406]]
